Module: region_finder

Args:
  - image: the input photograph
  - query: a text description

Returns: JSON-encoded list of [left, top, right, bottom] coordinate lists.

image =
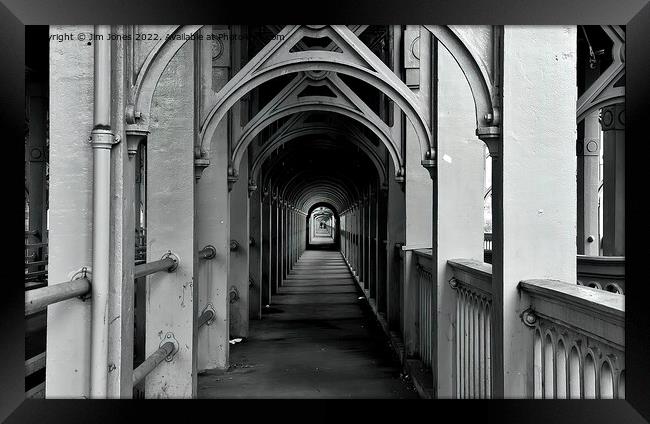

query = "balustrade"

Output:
[[448, 258, 493, 399], [413, 249, 433, 369], [519, 279, 625, 399], [577, 255, 625, 294]]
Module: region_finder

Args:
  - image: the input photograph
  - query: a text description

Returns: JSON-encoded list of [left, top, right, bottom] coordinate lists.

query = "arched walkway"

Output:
[[198, 250, 418, 398]]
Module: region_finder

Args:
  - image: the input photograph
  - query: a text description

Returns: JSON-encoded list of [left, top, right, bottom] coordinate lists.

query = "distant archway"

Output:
[[306, 202, 340, 250]]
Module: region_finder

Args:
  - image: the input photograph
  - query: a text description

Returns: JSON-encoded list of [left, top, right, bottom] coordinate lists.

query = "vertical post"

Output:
[[601, 103, 625, 256], [145, 40, 197, 398], [577, 113, 601, 256], [228, 158, 250, 338], [196, 25, 230, 372], [431, 40, 485, 397], [107, 26, 141, 397], [46, 25, 94, 398], [271, 194, 279, 295], [26, 79, 48, 242], [377, 188, 388, 314], [491, 26, 577, 397], [249, 186, 262, 320], [369, 190, 378, 301], [261, 190, 271, 307]]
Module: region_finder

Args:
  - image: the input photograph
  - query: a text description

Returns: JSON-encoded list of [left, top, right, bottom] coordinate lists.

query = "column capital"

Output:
[[125, 127, 149, 158], [600, 104, 625, 131], [576, 137, 600, 157]]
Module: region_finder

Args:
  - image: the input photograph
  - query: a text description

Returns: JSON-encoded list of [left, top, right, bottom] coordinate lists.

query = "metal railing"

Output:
[[132, 334, 178, 386], [134, 252, 179, 279], [448, 258, 493, 399], [133, 305, 215, 387], [577, 255, 625, 294], [519, 279, 625, 399], [27, 245, 187, 397], [414, 249, 433, 369], [25, 277, 91, 316]]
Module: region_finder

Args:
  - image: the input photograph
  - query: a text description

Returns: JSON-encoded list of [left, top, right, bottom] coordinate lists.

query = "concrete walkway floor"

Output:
[[198, 250, 418, 399]]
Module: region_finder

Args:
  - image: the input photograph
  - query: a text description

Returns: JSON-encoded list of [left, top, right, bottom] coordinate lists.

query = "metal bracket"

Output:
[[161, 251, 180, 272], [448, 277, 459, 290], [229, 286, 240, 303], [160, 332, 179, 362], [230, 240, 240, 252], [201, 303, 217, 326], [199, 245, 217, 260], [71, 266, 92, 301], [89, 128, 120, 148], [521, 308, 538, 328]]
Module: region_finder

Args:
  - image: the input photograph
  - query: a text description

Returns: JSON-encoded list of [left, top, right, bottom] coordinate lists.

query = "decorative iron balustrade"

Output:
[[519, 279, 624, 399], [414, 249, 433, 370], [577, 255, 625, 294], [448, 258, 493, 399]]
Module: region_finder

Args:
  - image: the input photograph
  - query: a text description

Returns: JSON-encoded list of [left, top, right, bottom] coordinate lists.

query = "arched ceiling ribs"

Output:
[[258, 131, 381, 195], [265, 25, 370, 51], [248, 116, 388, 189], [262, 158, 374, 206], [576, 25, 625, 122], [231, 71, 399, 183], [198, 25, 434, 173], [423, 25, 499, 142], [263, 154, 368, 199], [281, 172, 361, 207]]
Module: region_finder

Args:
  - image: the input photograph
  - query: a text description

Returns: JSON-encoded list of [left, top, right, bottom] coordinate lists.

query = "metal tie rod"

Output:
[[134, 252, 179, 279], [25, 278, 91, 316], [132, 333, 179, 386]]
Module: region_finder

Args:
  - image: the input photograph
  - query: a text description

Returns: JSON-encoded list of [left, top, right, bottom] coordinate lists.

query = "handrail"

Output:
[[577, 255, 625, 294], [448, 258, 492, 296], [25, 352, 46, 377], [134, 253, 178, 279], [25, 278, 91, 316], [519, 279, 625, 399], [519, 279, 624, 327], [132, 334, 178, 386]]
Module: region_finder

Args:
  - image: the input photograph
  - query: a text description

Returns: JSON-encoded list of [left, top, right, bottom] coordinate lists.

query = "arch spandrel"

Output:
[[423, 25, 498, 134]]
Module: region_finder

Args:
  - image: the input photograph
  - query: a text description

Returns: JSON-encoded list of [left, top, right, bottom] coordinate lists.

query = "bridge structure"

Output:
[[24, 24, 625, 399]]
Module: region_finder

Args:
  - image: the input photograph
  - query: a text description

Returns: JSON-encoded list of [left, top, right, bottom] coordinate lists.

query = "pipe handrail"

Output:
[[134, 255, 178, 279], [132, 341, 176, 386], [25, 278, 91, 316], [25, 352, 46, 377]]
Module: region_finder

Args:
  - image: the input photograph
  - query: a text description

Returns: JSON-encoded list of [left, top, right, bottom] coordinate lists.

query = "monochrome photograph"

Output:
[[21, 23, 628, 403]]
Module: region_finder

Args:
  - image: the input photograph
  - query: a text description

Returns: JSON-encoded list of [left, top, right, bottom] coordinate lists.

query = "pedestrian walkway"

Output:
[[198, 250, 418, 398]]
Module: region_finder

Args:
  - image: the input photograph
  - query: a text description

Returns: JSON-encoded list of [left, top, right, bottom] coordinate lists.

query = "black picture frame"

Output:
[[2, 1, 649, 422]]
